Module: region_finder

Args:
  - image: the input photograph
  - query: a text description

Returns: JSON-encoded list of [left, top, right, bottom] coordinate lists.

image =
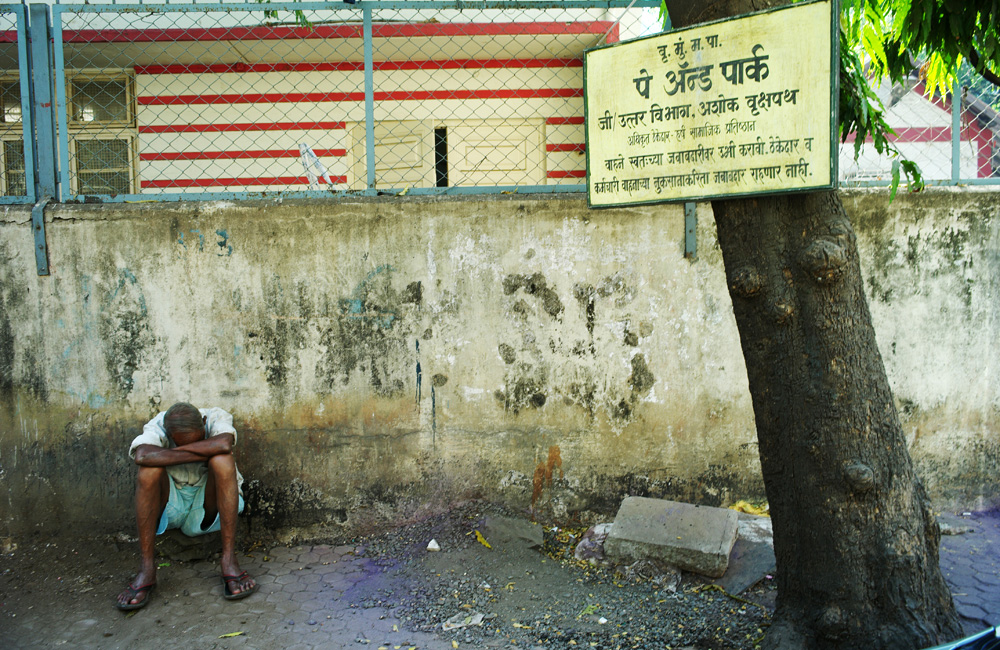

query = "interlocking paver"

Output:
[[266, 564, 293, 577], [281, 581, 309, 594], [956, 603, 989, 620], [264, 590, 289, 604], [310, 564, 340, 577], [298, 571, 323, 585], [939, 511, 1000, 631], [974, 573, 1000, 587], [300, 597, 328, 610], [5, 509, 997, 650], [270, 599, 300, 615], [253, 572, 278, 585], [274, 572, 302, 586], [283, 643, 314, 650]]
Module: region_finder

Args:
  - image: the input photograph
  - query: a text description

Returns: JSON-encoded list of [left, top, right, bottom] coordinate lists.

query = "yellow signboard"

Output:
[[584, 0, 837, 207]]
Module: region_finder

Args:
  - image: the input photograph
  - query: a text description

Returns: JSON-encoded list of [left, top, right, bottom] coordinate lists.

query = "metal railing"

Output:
[[0, 4, 35, 203], [26, 1, 661, 201], [3, 1, 999, 204]]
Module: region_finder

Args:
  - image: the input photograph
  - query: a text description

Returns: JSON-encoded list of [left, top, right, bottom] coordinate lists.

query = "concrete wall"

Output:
[[0, 189, 997, 542], [846, 189, 1000, 509]]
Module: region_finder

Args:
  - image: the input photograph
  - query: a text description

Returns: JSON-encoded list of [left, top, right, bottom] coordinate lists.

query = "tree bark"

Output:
[[713, 191, 961, 649], [662, 3, 962, 647]]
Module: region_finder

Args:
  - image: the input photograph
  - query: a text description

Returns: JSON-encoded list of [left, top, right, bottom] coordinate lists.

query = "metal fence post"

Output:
[[27, 3, 58, 275], [14, 4, 36, 203], [952, 81, 961, 185], [363, 5, 376, 190], [27, 4, 57, 199], [51, 4, 71, 202]]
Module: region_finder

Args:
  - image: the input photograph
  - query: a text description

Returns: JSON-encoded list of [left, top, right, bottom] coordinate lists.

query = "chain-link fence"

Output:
[[4, 2, 999, 202], [839, 63, 1000, 187], [958, 62, 1000, 182], [0, 4, 33, 203], [44, 1, 657, 200]]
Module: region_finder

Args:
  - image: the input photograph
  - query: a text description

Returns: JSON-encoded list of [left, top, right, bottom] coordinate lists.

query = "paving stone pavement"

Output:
[[938, 510, 1000, 635], [2, 542, 457, 650], [2, 510, 997, 649]]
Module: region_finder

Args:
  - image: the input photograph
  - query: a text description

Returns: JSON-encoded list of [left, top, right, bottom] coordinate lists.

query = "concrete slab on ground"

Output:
[[604, 497, 739, 578], [715, 514, 776, 594]]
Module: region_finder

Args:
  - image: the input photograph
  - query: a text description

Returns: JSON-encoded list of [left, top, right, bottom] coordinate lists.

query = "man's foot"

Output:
[[115, 580, 156, 611], [222, 571, 258, 600]]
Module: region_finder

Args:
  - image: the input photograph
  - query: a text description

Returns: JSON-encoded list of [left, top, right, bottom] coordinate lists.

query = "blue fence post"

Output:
[[952, 81, 961, 185], [14, 4, 36, 203], [27, 3, 58, 275], [28, 4, 57, 199], [363, 5, 376, 190], [51, 4, 71, 203]]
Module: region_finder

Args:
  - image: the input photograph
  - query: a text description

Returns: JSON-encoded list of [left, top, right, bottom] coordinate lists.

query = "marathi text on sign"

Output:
[[585, 0, 836, 207]]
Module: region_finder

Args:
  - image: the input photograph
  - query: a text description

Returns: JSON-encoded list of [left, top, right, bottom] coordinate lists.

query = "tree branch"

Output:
[[967, 46, 1000, 88]]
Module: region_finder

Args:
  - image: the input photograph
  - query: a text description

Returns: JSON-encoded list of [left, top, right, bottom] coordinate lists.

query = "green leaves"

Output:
[[861, 2, 890, 76], [923, 52, 959, 101], [839, 25, 923, 199], [900, 159, 923, 191]]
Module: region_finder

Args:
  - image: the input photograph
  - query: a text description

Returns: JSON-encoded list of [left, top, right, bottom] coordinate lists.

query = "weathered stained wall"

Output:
[[0, 190, 996, 541], [847, 189, 1000, 509]]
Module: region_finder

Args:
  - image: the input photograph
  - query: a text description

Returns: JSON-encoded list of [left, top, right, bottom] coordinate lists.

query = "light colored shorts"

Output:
[[156, 475, 245, 537]]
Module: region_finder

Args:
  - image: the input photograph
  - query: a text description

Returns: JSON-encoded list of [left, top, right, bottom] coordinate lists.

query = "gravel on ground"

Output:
[[354, 501, 775, 650]]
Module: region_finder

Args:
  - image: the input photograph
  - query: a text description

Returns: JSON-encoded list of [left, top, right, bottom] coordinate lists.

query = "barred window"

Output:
[[70, 78, 132, 125], [0, 77, 25, 197], [350, 119, 545, 190], [1, 81, 21, 124], [74, 137, 133, 195], [67, 72, 137, 196], [2, 138, 26, 196]]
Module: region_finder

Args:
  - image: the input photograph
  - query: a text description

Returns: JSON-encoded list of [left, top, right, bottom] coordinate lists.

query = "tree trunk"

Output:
[[712, 191, 961, 649], [658, 3, 961, 645]]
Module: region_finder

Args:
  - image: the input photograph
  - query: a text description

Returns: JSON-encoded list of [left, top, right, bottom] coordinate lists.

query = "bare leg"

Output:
[[117, 466, 168, 607], [205, 453, 255, 596]]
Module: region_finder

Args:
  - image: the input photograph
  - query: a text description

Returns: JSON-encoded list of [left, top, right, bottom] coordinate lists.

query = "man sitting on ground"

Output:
[[116, 402, 257, 610]]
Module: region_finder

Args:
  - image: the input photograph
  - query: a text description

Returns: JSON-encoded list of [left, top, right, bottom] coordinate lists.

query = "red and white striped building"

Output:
[[840, 76, 999, 183], [5, 10, 993, 197], [3, 15, 637, 195]]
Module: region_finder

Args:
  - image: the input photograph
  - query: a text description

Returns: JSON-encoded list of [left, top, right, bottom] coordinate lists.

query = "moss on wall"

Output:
[[0, 190, 996, 540]]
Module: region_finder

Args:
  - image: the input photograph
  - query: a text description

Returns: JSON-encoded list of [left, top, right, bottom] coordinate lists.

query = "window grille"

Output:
[[66, 71, 138, 196], [1, 80, 21, 124], [2, 138, 26, 196], [73, 137, 134, 195]]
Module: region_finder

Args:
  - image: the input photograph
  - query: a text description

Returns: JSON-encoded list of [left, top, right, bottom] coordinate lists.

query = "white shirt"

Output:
[[129, 407, 244, 493]]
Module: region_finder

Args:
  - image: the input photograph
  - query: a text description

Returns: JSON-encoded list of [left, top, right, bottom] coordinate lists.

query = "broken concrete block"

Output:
[[604, 497, 739, 578], [715, 515, 776, 594]]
